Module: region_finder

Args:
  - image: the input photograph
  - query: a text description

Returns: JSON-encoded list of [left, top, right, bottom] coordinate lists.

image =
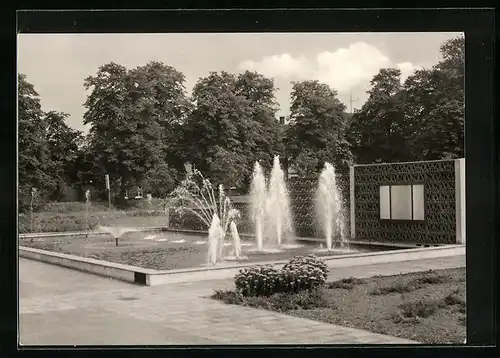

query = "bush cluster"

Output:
[[234, 255, 329, 297], [168, 204, 252, 233], [398, 299, 443, 318]]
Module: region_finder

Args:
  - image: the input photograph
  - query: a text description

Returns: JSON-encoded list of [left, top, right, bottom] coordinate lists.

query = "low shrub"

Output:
[[370, 281, 419, 295], [412, 272, 450, 285], [234, 255, 328, 297], [370, 272, 450, 296], [211, 289, 245, 305], [444, 290, 465, 307], [18, 211, 126, 233], [398, 299, 443, 318], [281, 255, 329, 293], [41, 201, 108, 213], [275, 287, 329, 310], [260, 288, 329, 311], [328, 277, 365, 290], [391, 312, 422, 325], [168, 204, 252, 233], [214, 287, 330, 312], [18, 208, 169, 233], [235, 264, 283, 297]]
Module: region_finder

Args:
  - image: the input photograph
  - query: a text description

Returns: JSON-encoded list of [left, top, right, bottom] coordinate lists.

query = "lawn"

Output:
[[212, 267, 466, 344], [18, 199, 170, 233]]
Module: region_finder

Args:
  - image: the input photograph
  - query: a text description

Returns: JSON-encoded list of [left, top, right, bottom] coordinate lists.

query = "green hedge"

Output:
[[39, 199, 165, 213], [18, 209, 166, 233], [168, 203, 252, 233]]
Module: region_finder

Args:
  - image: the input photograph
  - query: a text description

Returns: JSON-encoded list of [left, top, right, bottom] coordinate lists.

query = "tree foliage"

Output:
[[348, 36, 464, 164], [44, 111, 84, 199], [182, 70, 280, 190], [83, 62, 190, 200], [286, 80, 352, 176], [348, 69, 411, 164], [18, 74, 55, 209], [403, 37, 464, 160]]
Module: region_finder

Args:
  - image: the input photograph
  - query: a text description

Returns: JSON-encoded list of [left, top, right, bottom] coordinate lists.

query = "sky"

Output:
[[17, 32, 462, 132]]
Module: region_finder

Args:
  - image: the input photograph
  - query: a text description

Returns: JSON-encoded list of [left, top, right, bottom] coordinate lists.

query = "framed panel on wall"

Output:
[[379, 184, 425, 222]]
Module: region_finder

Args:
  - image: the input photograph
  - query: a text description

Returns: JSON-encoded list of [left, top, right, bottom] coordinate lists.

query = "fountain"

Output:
[[315, 162, 347, 250], [146, 193, 153, 212], [249, 155, 294, 250], [266, 155, 293, 247], [230, 221, 242, 259], [84, 189, 91, 239], [168, 168, 240, 264], [98, 226, 141, 247], [249, 161, 267, 251], [207, 214, 224, 264]]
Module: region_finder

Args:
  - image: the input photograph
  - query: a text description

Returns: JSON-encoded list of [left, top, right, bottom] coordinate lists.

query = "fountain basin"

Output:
[[19, 231, 403, 271], [19, 242, 465, 286]]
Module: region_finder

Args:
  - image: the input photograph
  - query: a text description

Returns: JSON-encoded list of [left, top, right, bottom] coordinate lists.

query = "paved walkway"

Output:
[[19, 255, 465, 346]]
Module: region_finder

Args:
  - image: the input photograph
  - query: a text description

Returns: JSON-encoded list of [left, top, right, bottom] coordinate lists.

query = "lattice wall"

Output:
[[288, 173, 350, 238], [354, 160, 456, 245]]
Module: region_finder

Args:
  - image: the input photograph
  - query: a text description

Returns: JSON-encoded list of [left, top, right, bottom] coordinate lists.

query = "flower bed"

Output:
[[212, 267, 466, 344]]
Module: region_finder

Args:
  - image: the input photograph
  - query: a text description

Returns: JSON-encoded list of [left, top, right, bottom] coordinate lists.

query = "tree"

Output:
[[128, 61, 192, 173], [182, 71, 280, 190], [235, 71, 281, 181], [348, 36, 464, 164], [347, 68, 412, 164], [402, 36, 464, 160], [83, 62, 190, 202], [44, 111, 84, 200], [182, 71, 243, 186], [18, 74, 54, 210], [141, 162, 178, 198], [286, 80, 352, 175]]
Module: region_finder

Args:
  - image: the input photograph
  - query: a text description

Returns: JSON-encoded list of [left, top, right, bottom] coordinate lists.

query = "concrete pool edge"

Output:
[[19, 245, 465, 286]]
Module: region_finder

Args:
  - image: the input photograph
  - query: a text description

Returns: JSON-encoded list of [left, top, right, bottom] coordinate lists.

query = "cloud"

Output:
[[238, 42, 421, 93], [314, 42, 390, 92], [396, 62, 422, 82], [238, 53, 309, 79]]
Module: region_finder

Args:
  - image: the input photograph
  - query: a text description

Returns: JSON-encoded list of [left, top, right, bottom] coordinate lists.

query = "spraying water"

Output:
[[230, 221, 242, 258], [249, 161, 267, 251], [84, 189, 91, 239], [98, 226, 141, 247], [266, 155, 293, 246], [315, 162, 346, 250], [169, 168, 240, 264], [207, 213, 223, 265]]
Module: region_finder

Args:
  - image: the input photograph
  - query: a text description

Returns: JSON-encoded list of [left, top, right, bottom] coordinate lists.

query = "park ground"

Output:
[[19, 254, 465, 345]]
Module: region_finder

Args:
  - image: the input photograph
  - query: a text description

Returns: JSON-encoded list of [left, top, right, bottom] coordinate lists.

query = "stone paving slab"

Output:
[[19, 255, 465, 346]]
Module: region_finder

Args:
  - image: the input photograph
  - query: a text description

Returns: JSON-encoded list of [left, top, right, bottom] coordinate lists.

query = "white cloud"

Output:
[[396, 62, 422, 82], [238, 53, 309, 79], [314, 42, 390, 92], [238, 42, 421, 93]]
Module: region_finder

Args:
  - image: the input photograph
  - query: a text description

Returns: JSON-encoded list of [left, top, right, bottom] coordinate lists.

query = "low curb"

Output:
[[19, 244, 465, 287]]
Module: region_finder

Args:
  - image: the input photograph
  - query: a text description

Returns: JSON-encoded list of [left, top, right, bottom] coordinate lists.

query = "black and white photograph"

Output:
[[17, 16, 471, 346]]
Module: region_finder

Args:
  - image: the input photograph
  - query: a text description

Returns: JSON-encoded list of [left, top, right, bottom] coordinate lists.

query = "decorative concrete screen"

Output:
[[351, 159, 465, 245], [288, 172, 350, 238]]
